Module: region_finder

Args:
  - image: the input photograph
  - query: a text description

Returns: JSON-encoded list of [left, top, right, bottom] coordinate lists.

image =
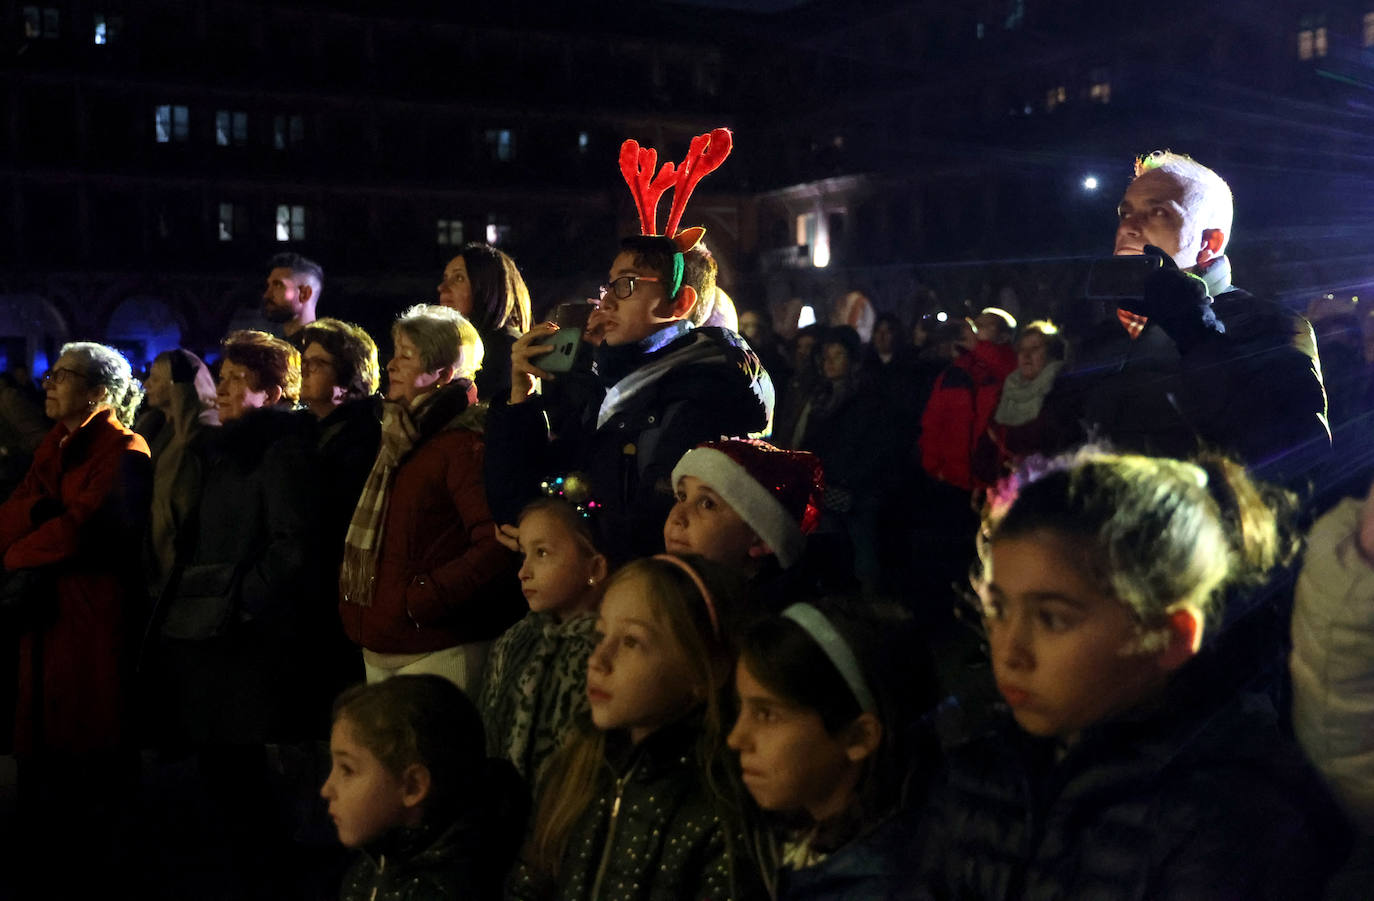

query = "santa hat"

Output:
[[671, 439, 824, 569]]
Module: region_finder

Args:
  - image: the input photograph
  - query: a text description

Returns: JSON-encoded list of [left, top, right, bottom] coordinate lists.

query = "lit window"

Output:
[[1364, 12, 1374, 47], [218, 203, 236, 242], [1298, 29, 1313, 59], [436, 219, 464, 246], [273, 114, 304, 150], [1315, 26, 1328, 57], [485, 214, 510, 245], [1089, 82, 1111, 103], [485, 129, 514, 162], [275, 205, 305, 242], [215, 110, 248, 147], [155, 105, 189, 143], [577, 131, 589, 154], [93, 13, 121, 45], [976, 22, 985, 39], [796, 212, 817, 248], [1004, 0, 1024, 30], [23, 6, 59, 39], [1045, 85, 1067, 112]]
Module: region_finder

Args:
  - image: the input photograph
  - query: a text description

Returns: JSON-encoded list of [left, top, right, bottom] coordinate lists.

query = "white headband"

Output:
[[780, 603, 876, 713]]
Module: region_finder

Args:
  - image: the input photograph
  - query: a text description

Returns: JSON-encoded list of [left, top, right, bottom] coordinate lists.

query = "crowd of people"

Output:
[[0, 143, 1372, 901]]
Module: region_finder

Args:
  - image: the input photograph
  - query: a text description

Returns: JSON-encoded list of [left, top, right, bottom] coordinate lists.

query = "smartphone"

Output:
[[1085, 255, 1163, 301], [536, 301, 594, 373]]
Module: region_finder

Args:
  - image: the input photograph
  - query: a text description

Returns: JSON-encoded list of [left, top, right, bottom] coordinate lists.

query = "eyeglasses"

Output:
[[597, 275, 661, 303], [301, 357, 336, 376], [42, 367, 87, 386]]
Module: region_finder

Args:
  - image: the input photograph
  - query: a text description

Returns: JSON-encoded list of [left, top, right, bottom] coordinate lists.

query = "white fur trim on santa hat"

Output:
[[672, 447, 804, 568]]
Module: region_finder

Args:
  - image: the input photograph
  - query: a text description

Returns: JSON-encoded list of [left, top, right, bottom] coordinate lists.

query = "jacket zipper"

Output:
[[588, 765, 635, 900], [370, 854, 385, 901]]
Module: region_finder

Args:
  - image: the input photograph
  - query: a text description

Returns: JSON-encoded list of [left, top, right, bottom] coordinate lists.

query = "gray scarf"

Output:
[[994, 360, 1063, 427]]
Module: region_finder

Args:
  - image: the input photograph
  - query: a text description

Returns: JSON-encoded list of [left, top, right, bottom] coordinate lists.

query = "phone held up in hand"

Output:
[[535, 301, 595, 373], [1085, 255, 1163, 301]]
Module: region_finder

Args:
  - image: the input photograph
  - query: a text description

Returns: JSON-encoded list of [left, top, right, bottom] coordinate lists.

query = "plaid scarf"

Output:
[[339, 392, 440, 607]]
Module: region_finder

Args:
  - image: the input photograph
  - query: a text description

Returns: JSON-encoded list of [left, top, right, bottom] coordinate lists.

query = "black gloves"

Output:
[[1118, 245, 1225, 353]]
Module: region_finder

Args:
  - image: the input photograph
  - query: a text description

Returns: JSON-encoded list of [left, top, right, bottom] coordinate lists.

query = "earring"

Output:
[[586, 577, 597, 587]]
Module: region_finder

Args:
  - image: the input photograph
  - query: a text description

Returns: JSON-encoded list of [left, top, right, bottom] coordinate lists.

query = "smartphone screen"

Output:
[[1085, 255, 1163, 301]]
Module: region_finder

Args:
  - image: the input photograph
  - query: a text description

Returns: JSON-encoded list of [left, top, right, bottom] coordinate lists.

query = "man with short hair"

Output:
[[1045, 150, 1329, 481], [262, 253, 324, 349]]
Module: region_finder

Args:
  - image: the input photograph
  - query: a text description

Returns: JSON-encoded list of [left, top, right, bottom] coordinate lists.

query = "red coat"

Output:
[[340, 424, 519, 655], [0, 410, 151, 754], [919, 341, 1017, 491]]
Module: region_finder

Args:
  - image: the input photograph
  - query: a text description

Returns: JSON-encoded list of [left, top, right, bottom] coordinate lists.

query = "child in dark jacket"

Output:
[[323, 675, 527, 901], [916, 448, 1349, 900], [728, 600, 939, 900], [505, 554, 768, 901]]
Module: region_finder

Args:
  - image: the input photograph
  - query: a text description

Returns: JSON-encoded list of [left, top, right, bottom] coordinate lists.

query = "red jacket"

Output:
[[340, 424, 519, 654], [0, 410, 151, 754], [919, 341, 1017, 491]]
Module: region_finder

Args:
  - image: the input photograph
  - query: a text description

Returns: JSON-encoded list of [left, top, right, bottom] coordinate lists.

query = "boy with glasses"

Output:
[[486, 131, 773, 562]]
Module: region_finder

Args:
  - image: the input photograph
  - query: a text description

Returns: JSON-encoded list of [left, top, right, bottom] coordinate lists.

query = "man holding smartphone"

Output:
[[484, 235, 774, 563], [1042, 151, 1329, 484]]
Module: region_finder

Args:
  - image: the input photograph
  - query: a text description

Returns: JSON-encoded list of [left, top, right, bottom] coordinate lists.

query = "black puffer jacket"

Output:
[[506, 716, 768, 901], [486, 322, 773, 563], [914, 656, 1349, 901], [1044, 285, 1328, 483]]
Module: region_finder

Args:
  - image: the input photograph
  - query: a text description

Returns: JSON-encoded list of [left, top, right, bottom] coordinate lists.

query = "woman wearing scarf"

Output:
[[973, 321, 1068, 486], [339, 304, 518, 695]]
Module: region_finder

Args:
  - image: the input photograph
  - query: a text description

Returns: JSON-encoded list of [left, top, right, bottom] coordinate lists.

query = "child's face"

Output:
[[663, 476, 762, 570], [518, 508, 600, 619], [320, 717, 416, 848], [982, 530, 1171, 740], [727, 659, 861, 822], [587, 574, 703, 744], [598, 251, 677, 347]]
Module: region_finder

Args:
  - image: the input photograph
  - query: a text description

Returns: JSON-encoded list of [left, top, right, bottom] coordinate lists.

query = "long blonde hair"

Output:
[[526, 554, 746, 878]]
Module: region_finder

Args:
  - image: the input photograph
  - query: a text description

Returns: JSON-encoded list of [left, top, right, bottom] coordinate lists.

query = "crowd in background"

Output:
[[0, 149, 1372, 901]]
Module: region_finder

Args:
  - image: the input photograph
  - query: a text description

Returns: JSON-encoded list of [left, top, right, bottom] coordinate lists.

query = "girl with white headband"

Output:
[[728, 599, 938, 899]]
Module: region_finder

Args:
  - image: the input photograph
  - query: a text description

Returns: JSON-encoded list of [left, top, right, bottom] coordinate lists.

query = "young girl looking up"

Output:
[[478, 497, 608, 783], [729, 600, 938, 900], [916, 448, 1348, 900], [323, 675, 527, 901], [506, 554, 767, 901], [665, 440, 823, 610]]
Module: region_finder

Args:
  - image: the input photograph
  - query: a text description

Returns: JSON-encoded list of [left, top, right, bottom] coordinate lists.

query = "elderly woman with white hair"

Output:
[[0, 341, 151, 756], [339, 304, 518, 693]]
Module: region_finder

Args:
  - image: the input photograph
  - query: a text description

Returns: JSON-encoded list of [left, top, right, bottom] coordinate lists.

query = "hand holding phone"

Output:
[[535, 302, 595, 373]]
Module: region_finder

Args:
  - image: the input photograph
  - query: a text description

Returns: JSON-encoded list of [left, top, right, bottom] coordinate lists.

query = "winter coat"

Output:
[[506, 717, 768, 901], [1292, 496, 1374, 833], [775, 812, 924, 901], [142, 368, 220, 600], [797, 375, 897, 499], [485, 322, 774, 564], [341, 820, 508, 901], [0, 409, 151, 754], [476, 611, 597, 784], [915, 652, 1349, 901], [919, 341, 1017, 491], [1043, 281, 1329, 483], [340, 384, 519, 655], [157, 404, 321, 744]]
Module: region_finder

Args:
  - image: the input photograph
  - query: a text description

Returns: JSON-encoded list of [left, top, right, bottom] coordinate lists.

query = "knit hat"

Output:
[[671, 439, 824, 569]]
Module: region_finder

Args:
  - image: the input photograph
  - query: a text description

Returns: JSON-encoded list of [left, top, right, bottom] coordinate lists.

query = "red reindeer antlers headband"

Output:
[[619, 128, 733, 253]]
